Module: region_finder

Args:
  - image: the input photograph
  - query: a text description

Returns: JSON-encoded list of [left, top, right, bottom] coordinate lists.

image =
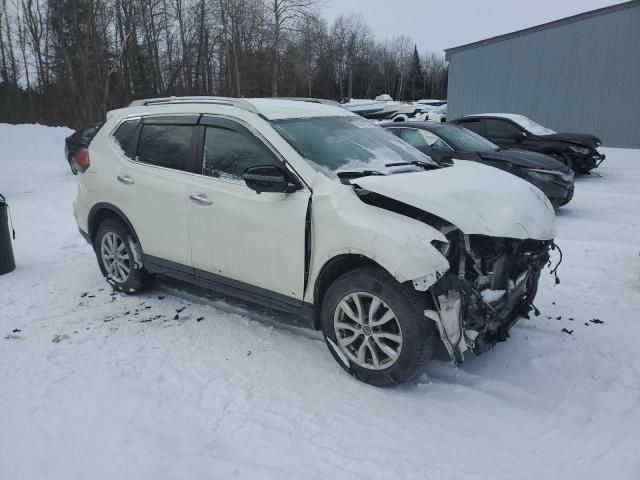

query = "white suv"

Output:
[[74, 97, 556, 386]]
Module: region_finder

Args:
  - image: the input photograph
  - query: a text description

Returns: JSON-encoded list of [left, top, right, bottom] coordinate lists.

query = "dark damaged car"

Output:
[[383, 121, 575, 208], [450, 113, 605, 174]]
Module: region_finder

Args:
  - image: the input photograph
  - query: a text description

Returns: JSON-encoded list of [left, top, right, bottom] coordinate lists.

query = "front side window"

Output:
[[458, 119, 484, 134], [272, 116, 437, 177], [485, 119, 523, 139], [136, 124, 194, 171], [203, 126, 280, 180]]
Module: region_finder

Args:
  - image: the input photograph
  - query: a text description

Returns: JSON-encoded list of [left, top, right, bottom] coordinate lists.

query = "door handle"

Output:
[[189, 193, 213, 206], [117, 175, 134, 185]]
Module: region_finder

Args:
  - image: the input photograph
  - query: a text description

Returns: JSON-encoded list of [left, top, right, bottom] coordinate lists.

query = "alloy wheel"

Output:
[[333, 292, 403, 370], [100, 232, 131, 283]]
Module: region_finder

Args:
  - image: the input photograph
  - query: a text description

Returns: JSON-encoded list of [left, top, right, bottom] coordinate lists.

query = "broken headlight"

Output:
[[568, 145, 592, 155]]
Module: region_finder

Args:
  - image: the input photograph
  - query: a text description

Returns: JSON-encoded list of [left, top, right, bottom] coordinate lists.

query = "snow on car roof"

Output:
[[245, 98, 355, 120], [467, 113, 556, 135]]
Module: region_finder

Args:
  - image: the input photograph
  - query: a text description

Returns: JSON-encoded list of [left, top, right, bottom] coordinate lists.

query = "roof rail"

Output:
[[276, 97, 342, 107], [128, 96, 259, 114]]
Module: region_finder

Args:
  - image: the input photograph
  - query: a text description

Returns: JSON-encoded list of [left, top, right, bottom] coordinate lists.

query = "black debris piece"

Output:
[[176, 306, 186, 313], [585, 323, 590, 326], [590, 318, 605, 325], [196, 316, 204, 322], [556, 316, 562, 320], [174, 314, 179, 320], [88, 295, 95, 298], [12, 328, 20, 333], [247, 350, 252, 356], [158, 296, 165, 300], [561, 328, 573, 335], [80, 292, 88, 298], [569, 317, 574, 321], [552, 302, 556, 305], [124, 311, 130, 315]]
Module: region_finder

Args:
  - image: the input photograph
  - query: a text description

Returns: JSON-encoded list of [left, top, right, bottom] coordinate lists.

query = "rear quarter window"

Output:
[[112, 119, 139, 156]]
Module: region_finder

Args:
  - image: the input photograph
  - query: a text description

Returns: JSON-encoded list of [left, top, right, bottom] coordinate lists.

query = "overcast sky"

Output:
[[324, 0, 624, 55]]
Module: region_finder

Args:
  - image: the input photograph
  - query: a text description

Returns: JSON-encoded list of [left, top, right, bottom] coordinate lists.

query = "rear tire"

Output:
[[320, 266, 435, 386], [94, 218, 153, 293]]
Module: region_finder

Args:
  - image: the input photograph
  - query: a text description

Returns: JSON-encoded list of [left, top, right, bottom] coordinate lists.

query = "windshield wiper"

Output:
[[385, 160, 440, 170], [337, 170, 385, 183]]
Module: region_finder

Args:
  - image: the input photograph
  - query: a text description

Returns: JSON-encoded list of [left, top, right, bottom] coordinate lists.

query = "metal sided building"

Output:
[[445, 1, 640, 148]]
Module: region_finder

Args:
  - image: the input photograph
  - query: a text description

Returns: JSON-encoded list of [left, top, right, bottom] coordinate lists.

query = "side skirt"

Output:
[[144, 255, 316, 328]]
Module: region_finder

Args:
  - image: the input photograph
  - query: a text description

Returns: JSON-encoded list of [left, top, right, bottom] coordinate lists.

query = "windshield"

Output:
[[272, 116, 437, 177], [436, 125, 500, 153], [516, 116, 556, 136]]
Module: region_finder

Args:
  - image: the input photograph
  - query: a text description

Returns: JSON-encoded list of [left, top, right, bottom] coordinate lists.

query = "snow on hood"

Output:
[[354, 160, 556, 240], [541, 132, 601, 148]]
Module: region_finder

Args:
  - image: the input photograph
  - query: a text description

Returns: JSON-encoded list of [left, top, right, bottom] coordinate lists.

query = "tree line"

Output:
[[0, 0, 448, 128]]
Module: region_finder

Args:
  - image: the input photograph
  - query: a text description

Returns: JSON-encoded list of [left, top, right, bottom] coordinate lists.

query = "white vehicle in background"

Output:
[[74, 96, 556, 386], [342, 95, 425, 122], [426, 103, 447, 122]]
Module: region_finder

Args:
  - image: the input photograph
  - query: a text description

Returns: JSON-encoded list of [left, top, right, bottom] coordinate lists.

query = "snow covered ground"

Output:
[[1, 123, 639, 479]]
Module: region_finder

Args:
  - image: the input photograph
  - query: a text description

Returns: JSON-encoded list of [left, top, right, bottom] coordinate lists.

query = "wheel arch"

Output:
[[309, 253, 393, 330], [88, 203, 141, 246]]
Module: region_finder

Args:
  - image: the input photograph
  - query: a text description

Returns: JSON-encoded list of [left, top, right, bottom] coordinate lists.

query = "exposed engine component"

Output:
[[429, 230, 551, 362]]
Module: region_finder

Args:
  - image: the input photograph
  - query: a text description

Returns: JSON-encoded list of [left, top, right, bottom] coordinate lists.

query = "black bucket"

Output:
[[0, 193, 16, 275]]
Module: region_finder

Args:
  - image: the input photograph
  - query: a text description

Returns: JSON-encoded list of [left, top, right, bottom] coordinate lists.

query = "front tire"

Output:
[[94, 218, 153, 293], [321, 266, 435, 386]]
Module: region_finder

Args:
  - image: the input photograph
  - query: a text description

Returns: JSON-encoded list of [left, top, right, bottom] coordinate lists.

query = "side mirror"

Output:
[[512, 131, 526, 142], [242, 165, 302, 194]]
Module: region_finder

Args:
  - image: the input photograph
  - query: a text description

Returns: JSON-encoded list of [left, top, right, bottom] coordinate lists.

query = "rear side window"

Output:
[[113, 120, 138, 155], [203, 126, 280, 180], [458, 119, 484, 135], [136, 124, 194, 171], [486, 119, 522, 139]]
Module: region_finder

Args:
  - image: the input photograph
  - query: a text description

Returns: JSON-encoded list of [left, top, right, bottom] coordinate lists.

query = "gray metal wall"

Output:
[[447, 3, 640, 148]]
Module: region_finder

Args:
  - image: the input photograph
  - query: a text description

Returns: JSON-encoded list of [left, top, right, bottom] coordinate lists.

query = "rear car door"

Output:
[[112, 115, 199, 270], [188, 116, 311, 301]]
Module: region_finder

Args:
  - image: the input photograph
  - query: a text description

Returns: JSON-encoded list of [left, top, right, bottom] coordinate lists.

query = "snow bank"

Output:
[[1, 123, 640, 479]]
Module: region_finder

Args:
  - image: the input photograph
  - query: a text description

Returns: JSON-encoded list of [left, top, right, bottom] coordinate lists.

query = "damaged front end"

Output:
[[426, 231, 551, 363]]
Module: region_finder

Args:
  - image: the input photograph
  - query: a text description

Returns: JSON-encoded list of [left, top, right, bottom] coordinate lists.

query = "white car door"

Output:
[[188, 116, 310, 301], [112, 116, 198, 269]]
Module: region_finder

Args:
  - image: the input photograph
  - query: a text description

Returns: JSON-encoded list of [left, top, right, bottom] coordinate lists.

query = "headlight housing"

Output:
[[527, 170, 555, 183], [568, 145, 592, 155], [527, 168, 574, 183]]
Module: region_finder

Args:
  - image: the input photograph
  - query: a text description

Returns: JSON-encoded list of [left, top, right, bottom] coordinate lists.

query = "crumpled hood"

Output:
[[481, 149, 570, 172], [541, 133, 600, 149], [354, 160, 556, 240]]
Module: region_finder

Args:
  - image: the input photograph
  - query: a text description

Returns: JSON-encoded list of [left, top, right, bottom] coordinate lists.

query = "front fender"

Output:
[[305, 185, 450, 303]]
